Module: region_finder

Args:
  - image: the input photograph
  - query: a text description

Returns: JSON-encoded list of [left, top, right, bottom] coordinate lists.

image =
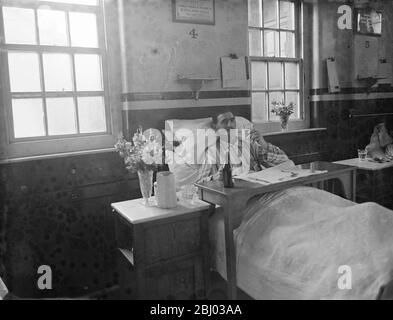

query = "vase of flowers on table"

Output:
[[115, 127, 162, 206], [271, 101, 295, 131]]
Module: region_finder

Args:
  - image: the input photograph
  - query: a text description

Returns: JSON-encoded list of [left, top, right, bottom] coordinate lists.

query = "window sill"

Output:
[[0, 132, 119, 161], [263, 127, 327, 137], [254, 119, 311, 134], [0, 147, 117, 165]]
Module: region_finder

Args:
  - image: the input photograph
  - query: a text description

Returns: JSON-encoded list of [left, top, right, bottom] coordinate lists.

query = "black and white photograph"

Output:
[[1, 0, 393, 306]]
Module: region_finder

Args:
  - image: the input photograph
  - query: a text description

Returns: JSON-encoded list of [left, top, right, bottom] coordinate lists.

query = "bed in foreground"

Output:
[[209, 186, 393, 300]]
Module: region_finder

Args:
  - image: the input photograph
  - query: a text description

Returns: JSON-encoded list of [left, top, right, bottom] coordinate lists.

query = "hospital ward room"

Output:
[[2, 0, 393, 302]]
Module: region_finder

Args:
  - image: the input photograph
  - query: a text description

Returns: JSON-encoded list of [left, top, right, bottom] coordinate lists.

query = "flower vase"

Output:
[[280, 116, 289, 132], [137, 170, 153, 206]]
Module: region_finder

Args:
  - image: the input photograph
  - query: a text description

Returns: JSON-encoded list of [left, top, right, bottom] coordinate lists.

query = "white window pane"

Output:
[[248, 30, 262, 57], [264, 30, 279, 57], [249, 30, 262, 56], [3, 7, 36, 45], [268, 62, 283, 90], [38, 9, 68, 46], [251, 62, 267, 90], [39, 0, 98, 5], [12, 99, 45, 138], [268, 91, 284, 121], [285, 92, 300, 119], [280, 1, 295, 30], [263, 0, 278, 28], [46, 98, 77, 135], [78, 97, 106, 133], [69, 12, 98, 48], [248, 0, 261, 27], [8, 52, 41, 92], [75, 54, 103, 91], [280, 32, 295, 58], [285, 63, 299, 89], [252, 92, 266, 122], [43, 53, 73, 91]]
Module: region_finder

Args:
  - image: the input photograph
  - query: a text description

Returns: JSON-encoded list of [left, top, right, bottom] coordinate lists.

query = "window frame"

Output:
[[0, 0, 116, 158], [248, 0, 307, 132]]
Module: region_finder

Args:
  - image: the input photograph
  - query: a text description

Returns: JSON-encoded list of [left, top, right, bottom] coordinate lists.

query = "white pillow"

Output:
[[235, 116, 253, 131], [165, 117, 213, 142]]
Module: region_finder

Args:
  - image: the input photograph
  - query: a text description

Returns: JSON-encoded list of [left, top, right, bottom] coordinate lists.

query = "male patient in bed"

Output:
[[196, 112, 290, 183]]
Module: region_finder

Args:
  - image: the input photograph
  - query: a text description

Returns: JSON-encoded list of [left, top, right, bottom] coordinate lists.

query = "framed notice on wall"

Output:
[[172, 0, 215, 25]]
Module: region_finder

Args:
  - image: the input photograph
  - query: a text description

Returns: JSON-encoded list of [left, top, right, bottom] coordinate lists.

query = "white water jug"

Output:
[[156, 171, 177, 209]]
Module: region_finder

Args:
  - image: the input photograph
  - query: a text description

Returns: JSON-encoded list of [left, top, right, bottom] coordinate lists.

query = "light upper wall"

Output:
[[312, 0, 393, 89], [121, 0, 249, 93]]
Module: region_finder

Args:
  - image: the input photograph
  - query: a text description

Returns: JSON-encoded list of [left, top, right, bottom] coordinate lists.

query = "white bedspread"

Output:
[[209, 186, 393, 299]]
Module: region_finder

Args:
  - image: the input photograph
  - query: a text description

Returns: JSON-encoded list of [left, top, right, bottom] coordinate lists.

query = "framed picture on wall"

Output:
[[172, 0, 215, 25], [354, 7, 382, 37]]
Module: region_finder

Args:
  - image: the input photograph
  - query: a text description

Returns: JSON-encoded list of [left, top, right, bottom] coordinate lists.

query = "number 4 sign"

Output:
[[189, 29, 198, 39]]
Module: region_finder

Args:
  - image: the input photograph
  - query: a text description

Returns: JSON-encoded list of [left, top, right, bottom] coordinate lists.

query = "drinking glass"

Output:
[[180, 185, 198, 203], [358, 149, 367, 161]]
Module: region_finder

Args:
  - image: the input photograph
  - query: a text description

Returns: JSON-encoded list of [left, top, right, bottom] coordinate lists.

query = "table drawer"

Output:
[[143, 217, 201, 265]]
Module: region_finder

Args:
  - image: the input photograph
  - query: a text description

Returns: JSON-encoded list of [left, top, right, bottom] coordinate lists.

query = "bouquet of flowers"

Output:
[[271, 101, 295, 130], [114, 127, 162, 173]]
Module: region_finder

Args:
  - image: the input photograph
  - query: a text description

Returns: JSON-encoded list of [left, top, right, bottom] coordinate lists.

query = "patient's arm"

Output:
[[248, 128, 290, 169], [250, 128, 268, 148], [254, 142, 290, 169]]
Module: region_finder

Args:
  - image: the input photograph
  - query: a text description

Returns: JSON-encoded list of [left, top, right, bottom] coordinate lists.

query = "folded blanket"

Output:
[[228, 187, 393, 299]]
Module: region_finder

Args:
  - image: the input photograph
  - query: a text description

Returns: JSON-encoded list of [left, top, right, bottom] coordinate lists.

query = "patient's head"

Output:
[[213, 112, 236, 131]]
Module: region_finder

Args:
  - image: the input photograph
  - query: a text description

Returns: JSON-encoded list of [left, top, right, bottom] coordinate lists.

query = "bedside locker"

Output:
[[335, 158, 393, 209], [111, 198, 213, 300]]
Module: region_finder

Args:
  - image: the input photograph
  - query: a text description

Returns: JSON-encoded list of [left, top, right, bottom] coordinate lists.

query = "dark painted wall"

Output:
[[265, 129, 327, 164], [311, 97, 393, 162], [0, 152, 140, 298]]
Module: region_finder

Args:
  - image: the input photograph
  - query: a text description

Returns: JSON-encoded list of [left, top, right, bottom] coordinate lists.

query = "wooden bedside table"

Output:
[[335, 158, 393, 208], [111, 198, 213, 300]]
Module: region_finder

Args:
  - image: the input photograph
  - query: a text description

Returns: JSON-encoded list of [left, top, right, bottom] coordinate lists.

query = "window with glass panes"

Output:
[[0, 0, 108, 140], [248, 0, 303, 123]]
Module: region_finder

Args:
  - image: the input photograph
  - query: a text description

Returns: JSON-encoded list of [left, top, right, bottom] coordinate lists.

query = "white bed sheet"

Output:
[[209, 186, 393, 300], [209, 205, 300, 299]]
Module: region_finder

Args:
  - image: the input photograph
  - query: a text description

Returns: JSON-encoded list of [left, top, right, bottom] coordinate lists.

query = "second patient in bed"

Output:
[[366, 120, 393, 161], [196, 112, 290, 183]]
